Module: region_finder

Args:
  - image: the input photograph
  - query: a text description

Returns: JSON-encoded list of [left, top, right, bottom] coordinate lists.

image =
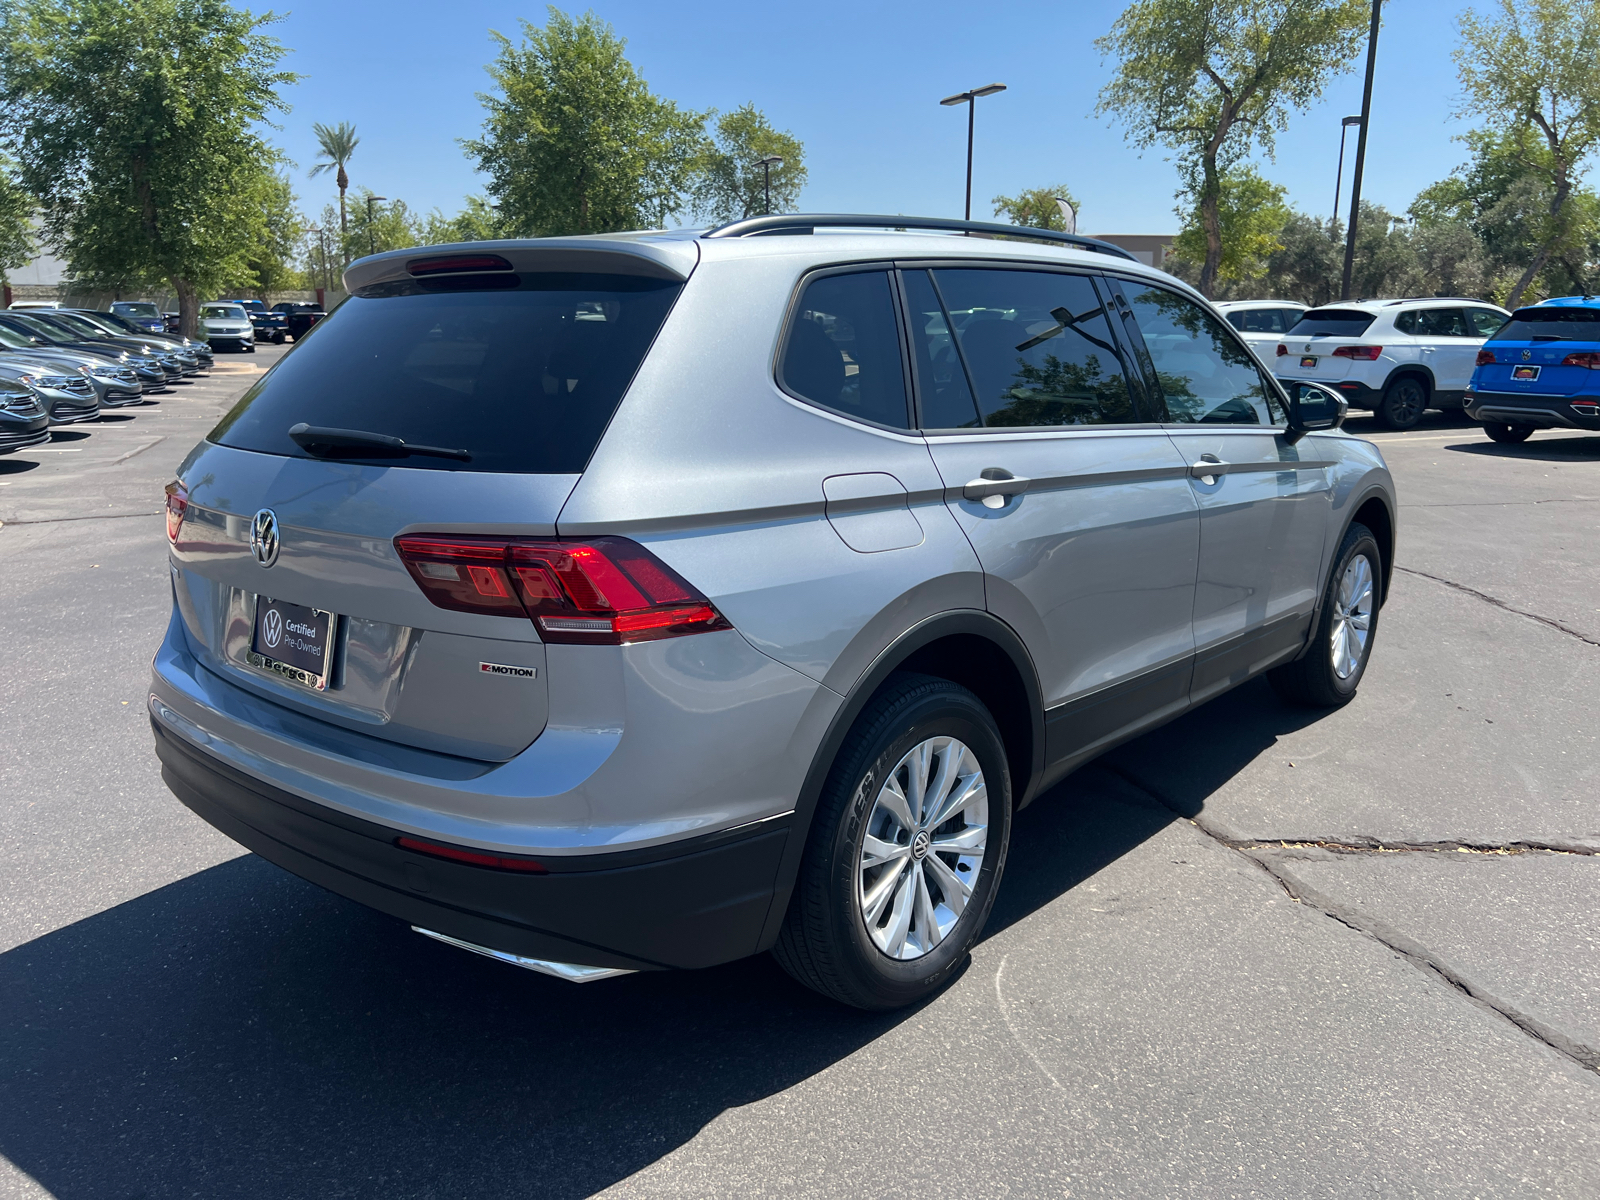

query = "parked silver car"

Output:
[[0, 360, 100, 423], [151, 217, 1396, 1008]]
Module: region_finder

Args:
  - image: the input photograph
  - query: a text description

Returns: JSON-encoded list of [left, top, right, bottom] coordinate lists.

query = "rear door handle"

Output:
[[1190, 454, 1225, 485], [963, 468, 1031, 509]]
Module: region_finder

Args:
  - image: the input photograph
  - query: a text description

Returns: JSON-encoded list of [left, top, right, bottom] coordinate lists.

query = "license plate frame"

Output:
[[1300, 355, 1318, 369], [248, 594, 336, 691], [1511, 365, 1541, 381]]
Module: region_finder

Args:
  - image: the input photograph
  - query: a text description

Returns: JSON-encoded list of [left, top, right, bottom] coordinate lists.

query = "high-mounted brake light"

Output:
[[1476, 349, 1497, 366], [1561, 351, 1600, 369], [164, 479, 187, 544], [394, 535, 733, 645], [397, 835, 548, 873], [406, 254, 513, 277], [1332, 345, 1382, 360]]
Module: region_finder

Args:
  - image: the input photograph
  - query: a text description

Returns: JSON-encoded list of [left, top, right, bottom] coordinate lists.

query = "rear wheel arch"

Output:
[[754, 611, 1044, 953], [1385, 365, 1434, 399]]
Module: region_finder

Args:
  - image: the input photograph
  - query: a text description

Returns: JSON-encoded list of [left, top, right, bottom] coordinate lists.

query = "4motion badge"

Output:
[[480, 662, 537, 678]]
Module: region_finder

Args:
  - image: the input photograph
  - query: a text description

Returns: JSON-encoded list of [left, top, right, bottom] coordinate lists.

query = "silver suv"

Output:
[[150, 216, 1397, 1009]]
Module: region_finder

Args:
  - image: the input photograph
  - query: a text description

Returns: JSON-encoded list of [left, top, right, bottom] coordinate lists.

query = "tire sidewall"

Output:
[[1319, 530, 1382, 699], [822, 689, 1011, 1005], [1381, 377, 1426, 429]]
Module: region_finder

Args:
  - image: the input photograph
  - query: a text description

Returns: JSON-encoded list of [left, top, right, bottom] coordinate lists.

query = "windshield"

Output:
[[211, 274, 683, 475], [1286, 309, 1377, 337], [1491, 306, 1600, 342], [113, 302, 160, 317], [0, 325, 39, 350], [203, 305, 247, 321], [45, 312, 109, 338], [2, 313, 71, 343]]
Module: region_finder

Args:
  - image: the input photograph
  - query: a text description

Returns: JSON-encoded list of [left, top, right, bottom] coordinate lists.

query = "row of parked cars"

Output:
[[1217, 295, 1600, 443], [99, 298, 327, 346], [0, 306, 216, 454]]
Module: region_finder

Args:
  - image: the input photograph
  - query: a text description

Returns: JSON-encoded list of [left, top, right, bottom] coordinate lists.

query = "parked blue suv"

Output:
[[1466, 296, 1600, 443]]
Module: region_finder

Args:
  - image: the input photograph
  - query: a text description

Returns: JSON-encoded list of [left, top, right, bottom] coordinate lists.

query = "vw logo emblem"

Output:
[[911, 830, 931, 860], [250, 508, 280, 567], [1521, 349, 1532, 361], [262, 607, 283, 648]]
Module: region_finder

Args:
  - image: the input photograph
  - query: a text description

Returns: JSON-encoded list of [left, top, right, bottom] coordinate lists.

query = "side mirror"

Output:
[[1284, 382, 1346, 444]]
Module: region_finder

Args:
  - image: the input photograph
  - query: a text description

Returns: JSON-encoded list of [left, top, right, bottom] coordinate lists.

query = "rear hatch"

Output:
[[1477, 305, 1600, 396], [167, 240, 695, 761], [1273, 308, 1381, 382]]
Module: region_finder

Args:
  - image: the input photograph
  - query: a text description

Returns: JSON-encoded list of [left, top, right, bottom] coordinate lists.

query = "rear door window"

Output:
[[1122, 283, 1285, 425], [929, 267, 1137, 427], [1287, 309, 1377, 337], [1414, 308, 1471, 337], [210, 274, 683, 474], [779, 271, 910, 429]]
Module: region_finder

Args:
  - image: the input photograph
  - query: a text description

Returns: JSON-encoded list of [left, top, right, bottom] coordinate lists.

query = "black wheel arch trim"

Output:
[[1384, 365, 1435, 398], [754, 608, 1044, 953], [1293, 483, 1395, 663]]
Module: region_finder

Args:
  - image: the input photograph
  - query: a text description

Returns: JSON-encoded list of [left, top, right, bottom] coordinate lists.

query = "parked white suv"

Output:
[[1216, 300, 1309, 357], [1272, 299, 1509, 430]]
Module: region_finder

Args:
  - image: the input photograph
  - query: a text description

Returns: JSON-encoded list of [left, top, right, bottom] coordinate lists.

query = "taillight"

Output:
[[1561, 351, 1600, 369], [394, 535, 732, 645], [1332, 345, 1383, 360], [1275, 343, 1288, 356], [164, 479, 187, 544], [1476, 349, 1497, 366]]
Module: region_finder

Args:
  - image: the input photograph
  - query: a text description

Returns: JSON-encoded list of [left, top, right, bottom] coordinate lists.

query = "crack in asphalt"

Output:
[[0, 510, 163, 528], [1100, 763, 1600, 1078], [1395, 565, 1600, 648], [1220, 837, 1596, 857], [1400, 497, 1599, 508]]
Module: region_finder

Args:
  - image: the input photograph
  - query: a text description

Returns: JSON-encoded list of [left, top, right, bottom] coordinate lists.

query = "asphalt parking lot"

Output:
[[1, 348, 1596, 1198]]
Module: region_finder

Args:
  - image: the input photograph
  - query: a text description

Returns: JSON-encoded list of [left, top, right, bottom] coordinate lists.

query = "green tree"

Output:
[[0, 0, 296, 334], [1097, 0, 1368, 298], [1260, 211, 1342, 304], [308, 120, 359, 255], [1171, 164, 1290, 288], [991, 186, 1080, 231], [464, 8, 706, 235], [0, 157, 33, 281], [689, 104, 805, 224], [225, 169, 303, 297], [343, 188, 423, 261], [420, 195, 501, 245]]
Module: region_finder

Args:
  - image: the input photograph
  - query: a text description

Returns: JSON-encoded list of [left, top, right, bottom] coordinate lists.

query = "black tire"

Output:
[[1269, 522, 1382, 708], [246, 343, 256, 354], [774, 674, 1012, 1010], [1377, 376, 1428, 430], [1483, 421, 1534, 444], [273, 332, 286, 344]]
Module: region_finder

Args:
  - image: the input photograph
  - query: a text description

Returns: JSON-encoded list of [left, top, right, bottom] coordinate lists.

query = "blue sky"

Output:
[[268, 0, 1478, 235]]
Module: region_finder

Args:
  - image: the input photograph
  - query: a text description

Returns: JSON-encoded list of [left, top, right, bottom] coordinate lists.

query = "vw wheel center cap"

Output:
[[250, 508, 280, 567]]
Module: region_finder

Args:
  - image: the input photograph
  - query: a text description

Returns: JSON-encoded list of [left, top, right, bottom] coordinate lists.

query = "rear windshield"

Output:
[[113, 302, 159, 317], [210, 274, 682, 474], [1491, 306, 1600, 342], [1286, 309, 1377, 337]]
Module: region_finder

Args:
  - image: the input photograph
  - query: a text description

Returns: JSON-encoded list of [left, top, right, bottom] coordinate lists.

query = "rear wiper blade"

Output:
[[288, 423, 471, 462], [1530, 334, 1572, 341]]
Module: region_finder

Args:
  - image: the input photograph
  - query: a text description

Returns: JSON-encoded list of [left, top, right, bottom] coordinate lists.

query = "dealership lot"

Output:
[[1, 350, 1595, 1197]]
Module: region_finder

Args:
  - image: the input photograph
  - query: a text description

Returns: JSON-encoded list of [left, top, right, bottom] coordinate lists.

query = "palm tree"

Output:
[[308, 121, 359, 260]]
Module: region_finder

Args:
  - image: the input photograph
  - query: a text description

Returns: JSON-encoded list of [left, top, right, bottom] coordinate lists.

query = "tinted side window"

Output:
[[932, 268, 1137, 427], [1124, 284, 1285, 425], [1466, 308, 1506, 337], [1416, 308, 1470, 337], [902, 270, 980, 428], [1394, 311, 1420, 335], [780, 271, 910, 429]]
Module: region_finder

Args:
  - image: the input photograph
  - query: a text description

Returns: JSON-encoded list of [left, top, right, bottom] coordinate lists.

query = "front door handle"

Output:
[[963, 468, 1031, 509], [1190, 454, 1225, 485]]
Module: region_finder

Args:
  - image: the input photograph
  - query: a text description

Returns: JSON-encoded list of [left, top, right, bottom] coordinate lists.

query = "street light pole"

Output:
[[753, 155, 785, 215], [366, 196, 387, 258], [307, 224, 326, 302], [940, 83, 1007, 221], [1333, 115, 1362, 238], [1341, 0, 1382, 301]]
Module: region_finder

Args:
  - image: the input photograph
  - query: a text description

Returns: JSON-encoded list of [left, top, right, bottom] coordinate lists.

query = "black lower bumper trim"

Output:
[[152, 719, 790, 971], [1467, 392, 1600, 431]]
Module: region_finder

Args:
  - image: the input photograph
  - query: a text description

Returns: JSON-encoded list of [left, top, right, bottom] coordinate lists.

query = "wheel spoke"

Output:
[[913, 863, 942, 950], [861, 857, 909, 928], [926, 769, 985, 832], [880, 862, 917, 956], [876, 776, 915, 833], [861, 833, 908, 871], [920, 739, 959, 830], [930, 822, 987, 853], [905, 742, 931, 825], [923, 852, 972, 917]]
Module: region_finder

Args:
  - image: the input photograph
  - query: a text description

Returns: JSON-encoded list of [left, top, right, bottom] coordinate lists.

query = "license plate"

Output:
[[249, 596, 335, 690], [1512, 365, 1541, 381], [1300, 356, 1318, 369]]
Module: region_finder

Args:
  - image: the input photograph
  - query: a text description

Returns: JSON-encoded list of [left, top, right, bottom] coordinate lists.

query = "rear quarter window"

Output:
[[210, 273, 682, 474]]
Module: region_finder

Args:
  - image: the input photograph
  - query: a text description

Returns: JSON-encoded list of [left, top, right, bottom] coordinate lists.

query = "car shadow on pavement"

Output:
[[0, 689, 1323, 1199], [0, 459, 40, 475], [1444, 435, 1600, 460]]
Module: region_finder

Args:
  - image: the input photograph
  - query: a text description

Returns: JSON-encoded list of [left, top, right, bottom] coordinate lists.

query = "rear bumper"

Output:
[[152, 716, 791, 971], [1466, 391, 1600, 430], [1278, 376, 1383, 408]]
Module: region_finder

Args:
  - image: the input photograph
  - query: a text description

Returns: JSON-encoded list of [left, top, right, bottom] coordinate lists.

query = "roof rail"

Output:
[[1382, 296, 1494, 305], [701, 213, 1140, 262]]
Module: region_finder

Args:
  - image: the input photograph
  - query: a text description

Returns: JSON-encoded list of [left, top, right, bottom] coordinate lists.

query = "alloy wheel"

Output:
[[1330, 555, 1375, 680], [856, 736, 988, 961]]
